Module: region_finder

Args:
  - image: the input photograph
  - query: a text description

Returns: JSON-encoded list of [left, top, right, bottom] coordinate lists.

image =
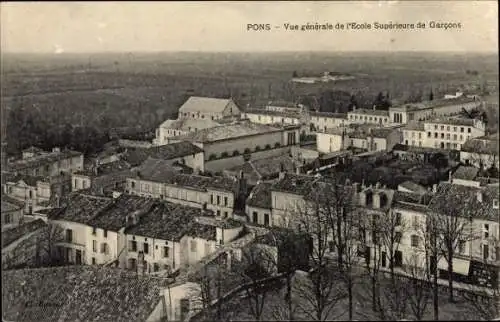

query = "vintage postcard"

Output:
[[1, 1, 498, 321]]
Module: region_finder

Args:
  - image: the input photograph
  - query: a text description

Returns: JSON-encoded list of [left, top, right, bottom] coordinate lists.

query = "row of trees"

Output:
[[193, 177, 498, 321]]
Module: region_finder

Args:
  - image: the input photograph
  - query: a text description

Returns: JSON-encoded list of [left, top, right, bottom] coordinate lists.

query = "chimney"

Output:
[[432, 184, 437, 193], [373, 192, 381, 209], [448, 170, 453, 182], [476, 191, 483, 203]]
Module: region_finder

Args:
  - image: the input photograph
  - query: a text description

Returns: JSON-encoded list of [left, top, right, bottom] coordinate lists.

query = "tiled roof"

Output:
[[173, 120, 284, 143], [74, 159, 131, 177], [428, 182, 499, 221], [349, 109, 390, 117], [246, 182, 273, 209], [2, 219, 46, 248], [1, 201, 22, 213], [226, 155, 296, 182], [461, 137, 499, 156], [125, 202, 212, 241], [2, 266, 166, 322], [159, 117, 223, 131], [178, 96, 234, 113], [310, 111, 348, 119], [133, 158, 238, 193], [194, 216, 242, 229], [182, 222, 217, 241], [271, 173, 322, 196], [123, 142, 203, 166], [243, 108, 301, 118], [452, 166, 480, 181], [398, 181, 428, 194], [87, 194, 157, 232], [426, 117, 477, 127], [48, 193, 114, 225], [7, 150, 82, 172], [1, 195, 25, 210]]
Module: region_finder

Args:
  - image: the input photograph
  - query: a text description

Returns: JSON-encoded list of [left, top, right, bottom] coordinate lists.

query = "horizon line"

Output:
[[2, 49, 498, 55]]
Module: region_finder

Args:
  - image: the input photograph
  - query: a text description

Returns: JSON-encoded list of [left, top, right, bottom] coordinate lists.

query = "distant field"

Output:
[[1, 51, 498, 154]]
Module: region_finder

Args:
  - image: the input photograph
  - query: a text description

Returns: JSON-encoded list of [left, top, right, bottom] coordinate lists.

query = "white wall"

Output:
[[317, 132, 343, 153]]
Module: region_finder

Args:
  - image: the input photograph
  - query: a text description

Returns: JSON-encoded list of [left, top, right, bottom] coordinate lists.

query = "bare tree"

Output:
[[380, 210, 408, 285], [433, 210, 477, 302], [315, 178, 360, 320], [422, 212, 443, 320], [403, 253, 433, 321], [239, 245, 279, 321], [293, 183, 348, 321]]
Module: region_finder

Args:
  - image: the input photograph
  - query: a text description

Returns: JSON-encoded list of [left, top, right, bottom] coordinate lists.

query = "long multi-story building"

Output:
[[47, 192, 244, 273], [401, 117, 486, 150], [316, 124, 402, 154], [168, 120, 301, 162], [6, 147, 84, 177], [125, 158, 245, 219], [389, 96, 483, 124]]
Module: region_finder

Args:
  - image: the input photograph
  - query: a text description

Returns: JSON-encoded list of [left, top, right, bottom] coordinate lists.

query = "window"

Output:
[[29, 190, 33, 199], [395, 232, 402, 244], [131, 181, 136, 188], [252, 212, 258, 223], [411, 132, 415, 138], [440, 133, 444, 139], [129, 240, 137, 252], [217, 196, 220, 205], [459, 135, 463, 141], [92, 257, 96, 265], [103, 230, 107, 238], [427, 132, 431, 138], [210, 194, 214, 204], [446, 126, 450, 131], [190, 240, 197, 252], [434, 133, 438, 138], [440, 126, 444, 131], [264, 213, 270, 226], [411, 235, 420, 248], [446, 134, 450, 139], [100, 243, 109, 254], [412, 216, 419, 230], [4, 213, 12, 224], [224, 211, 228, 218], [484, 224, 489, 238], [93, 240, 97, 252], [453, 126, 457, 132], [458, 240, 466, 254], [467, 128, 471, 133], [143, 242, 149, 254], [216, 210, 221, 216], [434, 125, 438, 130], [163, 246, 170, 258], [224, 196, 228, 207], [453, 134, 457, 140], [418, 133, 422, 139], [460, 127, 464, 133], [65, 229, 73, 243], [92, 227, 97, 236], [483, 244, 489, 260]]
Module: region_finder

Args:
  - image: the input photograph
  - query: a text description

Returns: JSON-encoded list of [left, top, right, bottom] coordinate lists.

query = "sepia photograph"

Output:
[[0, 1, 499, 321]]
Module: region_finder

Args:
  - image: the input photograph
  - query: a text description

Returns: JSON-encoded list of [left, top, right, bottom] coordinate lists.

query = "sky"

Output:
[[1, 1, 498, 53]]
